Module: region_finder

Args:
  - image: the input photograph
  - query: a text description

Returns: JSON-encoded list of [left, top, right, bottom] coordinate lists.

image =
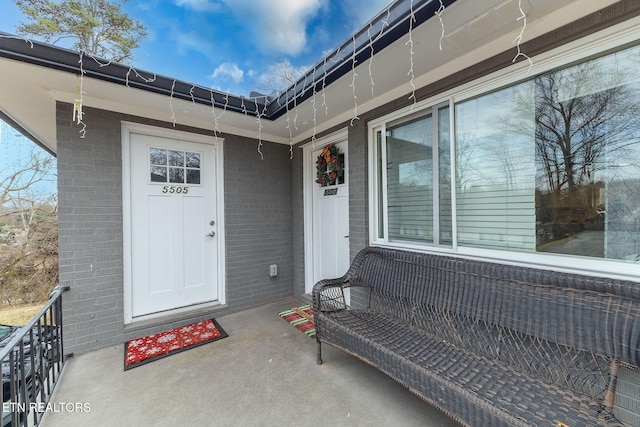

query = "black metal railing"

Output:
[[0, 286, 69, 427]]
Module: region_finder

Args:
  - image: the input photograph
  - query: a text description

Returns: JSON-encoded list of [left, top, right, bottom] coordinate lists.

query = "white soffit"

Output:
[[445, 0, 533, 48]]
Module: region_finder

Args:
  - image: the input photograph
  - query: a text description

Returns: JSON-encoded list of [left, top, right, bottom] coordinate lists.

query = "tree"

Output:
[[535, 65, 638, 199], [15, 0, 147, 63], [254, 59, 309, 95], [0, 200, 58, 306], [534, 65, 630, 196], [0, 136, 58, 307], [0, 151, 54, 208]]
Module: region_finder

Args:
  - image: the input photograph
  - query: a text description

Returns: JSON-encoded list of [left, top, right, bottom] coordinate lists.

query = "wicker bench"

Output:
[[312, 247, 640, 427]]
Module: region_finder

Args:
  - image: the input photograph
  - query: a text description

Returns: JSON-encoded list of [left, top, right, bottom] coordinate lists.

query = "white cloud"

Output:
[[174, 0, 223, 12], [211, 62, 245, 84], [221, 0, 326, 56]]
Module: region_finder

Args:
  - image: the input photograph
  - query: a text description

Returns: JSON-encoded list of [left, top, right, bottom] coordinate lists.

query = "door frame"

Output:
[[121, 122, 226, 324], [302, 128, 349, 294]]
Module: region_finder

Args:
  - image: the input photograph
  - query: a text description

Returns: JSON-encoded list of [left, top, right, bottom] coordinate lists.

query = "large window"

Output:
[[371, 42, 640, 265]]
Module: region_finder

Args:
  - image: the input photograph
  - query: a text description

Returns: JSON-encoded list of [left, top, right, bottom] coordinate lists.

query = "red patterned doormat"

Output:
[[278, 305, 315, 338], [124, 319, 228, 370]]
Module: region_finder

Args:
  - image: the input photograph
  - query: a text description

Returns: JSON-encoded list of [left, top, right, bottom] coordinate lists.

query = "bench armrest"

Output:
[[312, 276, 354, 312]]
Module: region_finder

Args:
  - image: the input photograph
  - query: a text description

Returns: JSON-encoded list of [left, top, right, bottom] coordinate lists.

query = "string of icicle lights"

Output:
[[1, 0, 534, 156]]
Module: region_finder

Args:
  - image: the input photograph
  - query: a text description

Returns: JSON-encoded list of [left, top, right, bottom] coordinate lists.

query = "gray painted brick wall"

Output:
[[57, 103, 125, 353], [348, 123, 369, 258], [57, 102, 293, 355], [223, 135, 294, 310], [292, 149, 305, 298]]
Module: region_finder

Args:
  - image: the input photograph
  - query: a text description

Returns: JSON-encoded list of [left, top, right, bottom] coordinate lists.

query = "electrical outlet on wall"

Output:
[[269, 264, 278, 277]]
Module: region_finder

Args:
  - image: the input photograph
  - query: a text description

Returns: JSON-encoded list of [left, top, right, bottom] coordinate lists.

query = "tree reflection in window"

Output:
[[149, 148, 201, 185], [534, 49, 640, 260], [454, 44, 640, 261]]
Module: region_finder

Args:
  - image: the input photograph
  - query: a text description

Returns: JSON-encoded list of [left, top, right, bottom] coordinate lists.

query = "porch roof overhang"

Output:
[[0, 0, 620, 154]]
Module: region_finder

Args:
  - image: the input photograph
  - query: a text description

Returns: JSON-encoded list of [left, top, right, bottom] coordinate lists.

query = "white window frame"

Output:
[[370, 103, 452, 251], [368, 16, 640, 282]]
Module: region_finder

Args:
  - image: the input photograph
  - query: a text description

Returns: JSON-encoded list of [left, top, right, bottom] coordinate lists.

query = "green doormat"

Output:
[[278, 305, 315, 338]]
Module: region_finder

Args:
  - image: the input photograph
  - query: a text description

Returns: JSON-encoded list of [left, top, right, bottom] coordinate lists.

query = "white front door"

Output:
[[305, 131, 350, 301], [124, 125, 223, 321]]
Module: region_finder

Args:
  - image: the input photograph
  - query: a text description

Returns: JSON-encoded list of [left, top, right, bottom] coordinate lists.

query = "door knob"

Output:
[[206, 231, 216, 237]]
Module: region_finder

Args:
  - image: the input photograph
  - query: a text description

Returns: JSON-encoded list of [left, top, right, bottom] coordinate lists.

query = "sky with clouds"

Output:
[[0, 0, 392, 97]]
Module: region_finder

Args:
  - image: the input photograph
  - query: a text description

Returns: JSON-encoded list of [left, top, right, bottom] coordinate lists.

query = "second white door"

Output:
[[308, 138, 350, 300]]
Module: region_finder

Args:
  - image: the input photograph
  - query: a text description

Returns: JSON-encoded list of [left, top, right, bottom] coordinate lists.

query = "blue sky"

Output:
[[1, 0, 392, 97]]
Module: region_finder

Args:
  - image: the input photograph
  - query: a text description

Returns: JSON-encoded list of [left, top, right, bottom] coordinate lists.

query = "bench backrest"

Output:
[[348, 247, 640, 400]]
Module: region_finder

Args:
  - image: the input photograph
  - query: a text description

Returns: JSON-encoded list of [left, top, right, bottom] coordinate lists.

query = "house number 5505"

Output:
[[162, 186, 189, 194]]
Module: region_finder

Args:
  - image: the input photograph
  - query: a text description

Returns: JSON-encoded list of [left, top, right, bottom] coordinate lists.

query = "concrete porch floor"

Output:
[[41, 297, 458, 427]]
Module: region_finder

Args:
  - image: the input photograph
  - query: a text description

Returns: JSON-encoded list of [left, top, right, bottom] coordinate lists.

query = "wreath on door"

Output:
[[315, 144, 344, 187]]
